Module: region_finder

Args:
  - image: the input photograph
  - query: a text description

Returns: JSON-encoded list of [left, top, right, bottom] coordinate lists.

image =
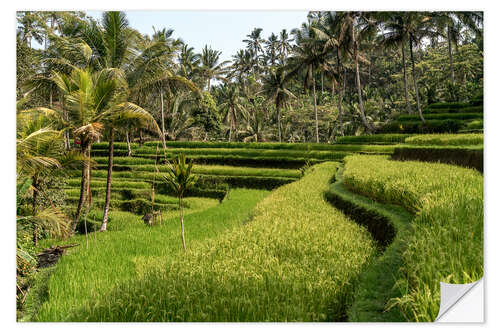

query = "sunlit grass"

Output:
[[35, 189, 269, 321], [342, 155, 483, 321]]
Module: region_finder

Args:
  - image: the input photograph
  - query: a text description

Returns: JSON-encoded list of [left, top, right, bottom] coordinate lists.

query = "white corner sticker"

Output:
[[435, 278, 484, 322]]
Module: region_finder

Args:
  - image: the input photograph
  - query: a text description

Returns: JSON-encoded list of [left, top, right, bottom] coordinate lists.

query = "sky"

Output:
[[86, 11, 309, 62]]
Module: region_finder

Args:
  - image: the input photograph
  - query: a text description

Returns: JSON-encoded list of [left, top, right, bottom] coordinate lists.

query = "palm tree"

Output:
[[265, 33, 279, 67], [100, 103, 161, 231], [17, 11, 44, 48], [16, 105, 81, 244], [243, 28, 265, 75], [178, 43, 200, 79], [230, 49, 254, 82], [433, 12, 483, 100], [261, 67, 295, 142], [218, 84, 248, 142], [288, 22, 327, 143], [278, 29, 293, 64], [159, 153, 197, 252], [378, 12, 414, 114], [200, 45, 229, 91], [342, 11, 380, 132], [50, 67, 125, 232], [312, 11, 348, 135], [128, 38, 199, 149]]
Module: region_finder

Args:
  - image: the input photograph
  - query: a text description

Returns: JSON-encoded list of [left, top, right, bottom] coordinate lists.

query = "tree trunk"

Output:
[[61, 92, 70, 151], [401, 42, 412, 114], [447, 25, 455, 86], [353, 34, 374, 133], [321, 71, 324, 96], [312, 75, 319, 143], [409, 37, 425, 123], [72, 140, 89, 233], [276, 102, 282, 143], [228, 111, 233, 142], [179, 196, 186, 252], [160, 87, 167, 150], [207, 78, 211, 92], [139, 130, 144, 147], [32, 175, 38, 246], [336, 50, 345, 136], [126, 130, 131, 156], [100, 129, 114, 232]]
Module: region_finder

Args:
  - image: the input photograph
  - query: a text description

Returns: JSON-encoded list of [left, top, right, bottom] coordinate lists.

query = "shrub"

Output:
[[342, 155, 483, 321]]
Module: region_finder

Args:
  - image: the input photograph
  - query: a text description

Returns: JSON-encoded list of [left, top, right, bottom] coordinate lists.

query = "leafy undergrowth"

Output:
[[325, 166, 413, 322], [34, 189, 269, 321], [342, 155, 483, 321], [61, 162, 377, 322]]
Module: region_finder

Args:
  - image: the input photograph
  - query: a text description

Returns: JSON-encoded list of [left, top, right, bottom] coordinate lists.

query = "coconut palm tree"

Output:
[[288, 22, 327, 143], [17, 105, 82, 244], [261, 67, 295, 142], [159, 153, 197, 252], [243, 28, 265, 75], [200, 45, 229, 91], [265, 33, 280, 67], [178, 43, 201, 79], [341, 11, 381, 132], [218, 84, 248, 142], [278, 29, 293, 64], [312, 11, 348, 135], [99, 103, 161, 231], [378, 12, 414, 114], [50, 67, 126, 232]]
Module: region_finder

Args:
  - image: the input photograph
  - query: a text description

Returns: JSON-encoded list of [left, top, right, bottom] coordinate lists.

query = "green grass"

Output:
[[342, 155, 483, 321], [325, 166, 413, 322], [335, 134, 413, 144], [54, 162, 377, 322], [34, 188, 270, 321], [92, 141, 396, 153], [91, 146, 372, 160], [404, 133, 483, 146]]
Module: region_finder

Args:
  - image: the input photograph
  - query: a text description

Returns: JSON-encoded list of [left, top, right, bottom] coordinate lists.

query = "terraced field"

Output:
[[27, 133, 483, 322]]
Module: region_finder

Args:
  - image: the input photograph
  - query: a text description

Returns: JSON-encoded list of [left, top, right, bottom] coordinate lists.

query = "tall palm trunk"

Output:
[[401, 42, 412, 114], [336, 50, 345, 136], [353, 32, 374, 133], [312, 73, 319, 143], [100, 129, 114, 231], [159, 87, 167, 150], [447, 25, 455, 86], [276, 102, 282, 142], [179, 196, 186, 252], [32, 175, 39, 246], [126, 130, 131, 156], [409, 36, 425, 122], [72, 139, 89, 233]]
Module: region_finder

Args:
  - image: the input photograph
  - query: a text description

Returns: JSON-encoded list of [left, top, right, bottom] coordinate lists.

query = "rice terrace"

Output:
[[16, 10, 483, 322]]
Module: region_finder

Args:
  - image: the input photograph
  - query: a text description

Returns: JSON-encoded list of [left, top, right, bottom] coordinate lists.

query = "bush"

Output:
[[342, 155, 483, 321]]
